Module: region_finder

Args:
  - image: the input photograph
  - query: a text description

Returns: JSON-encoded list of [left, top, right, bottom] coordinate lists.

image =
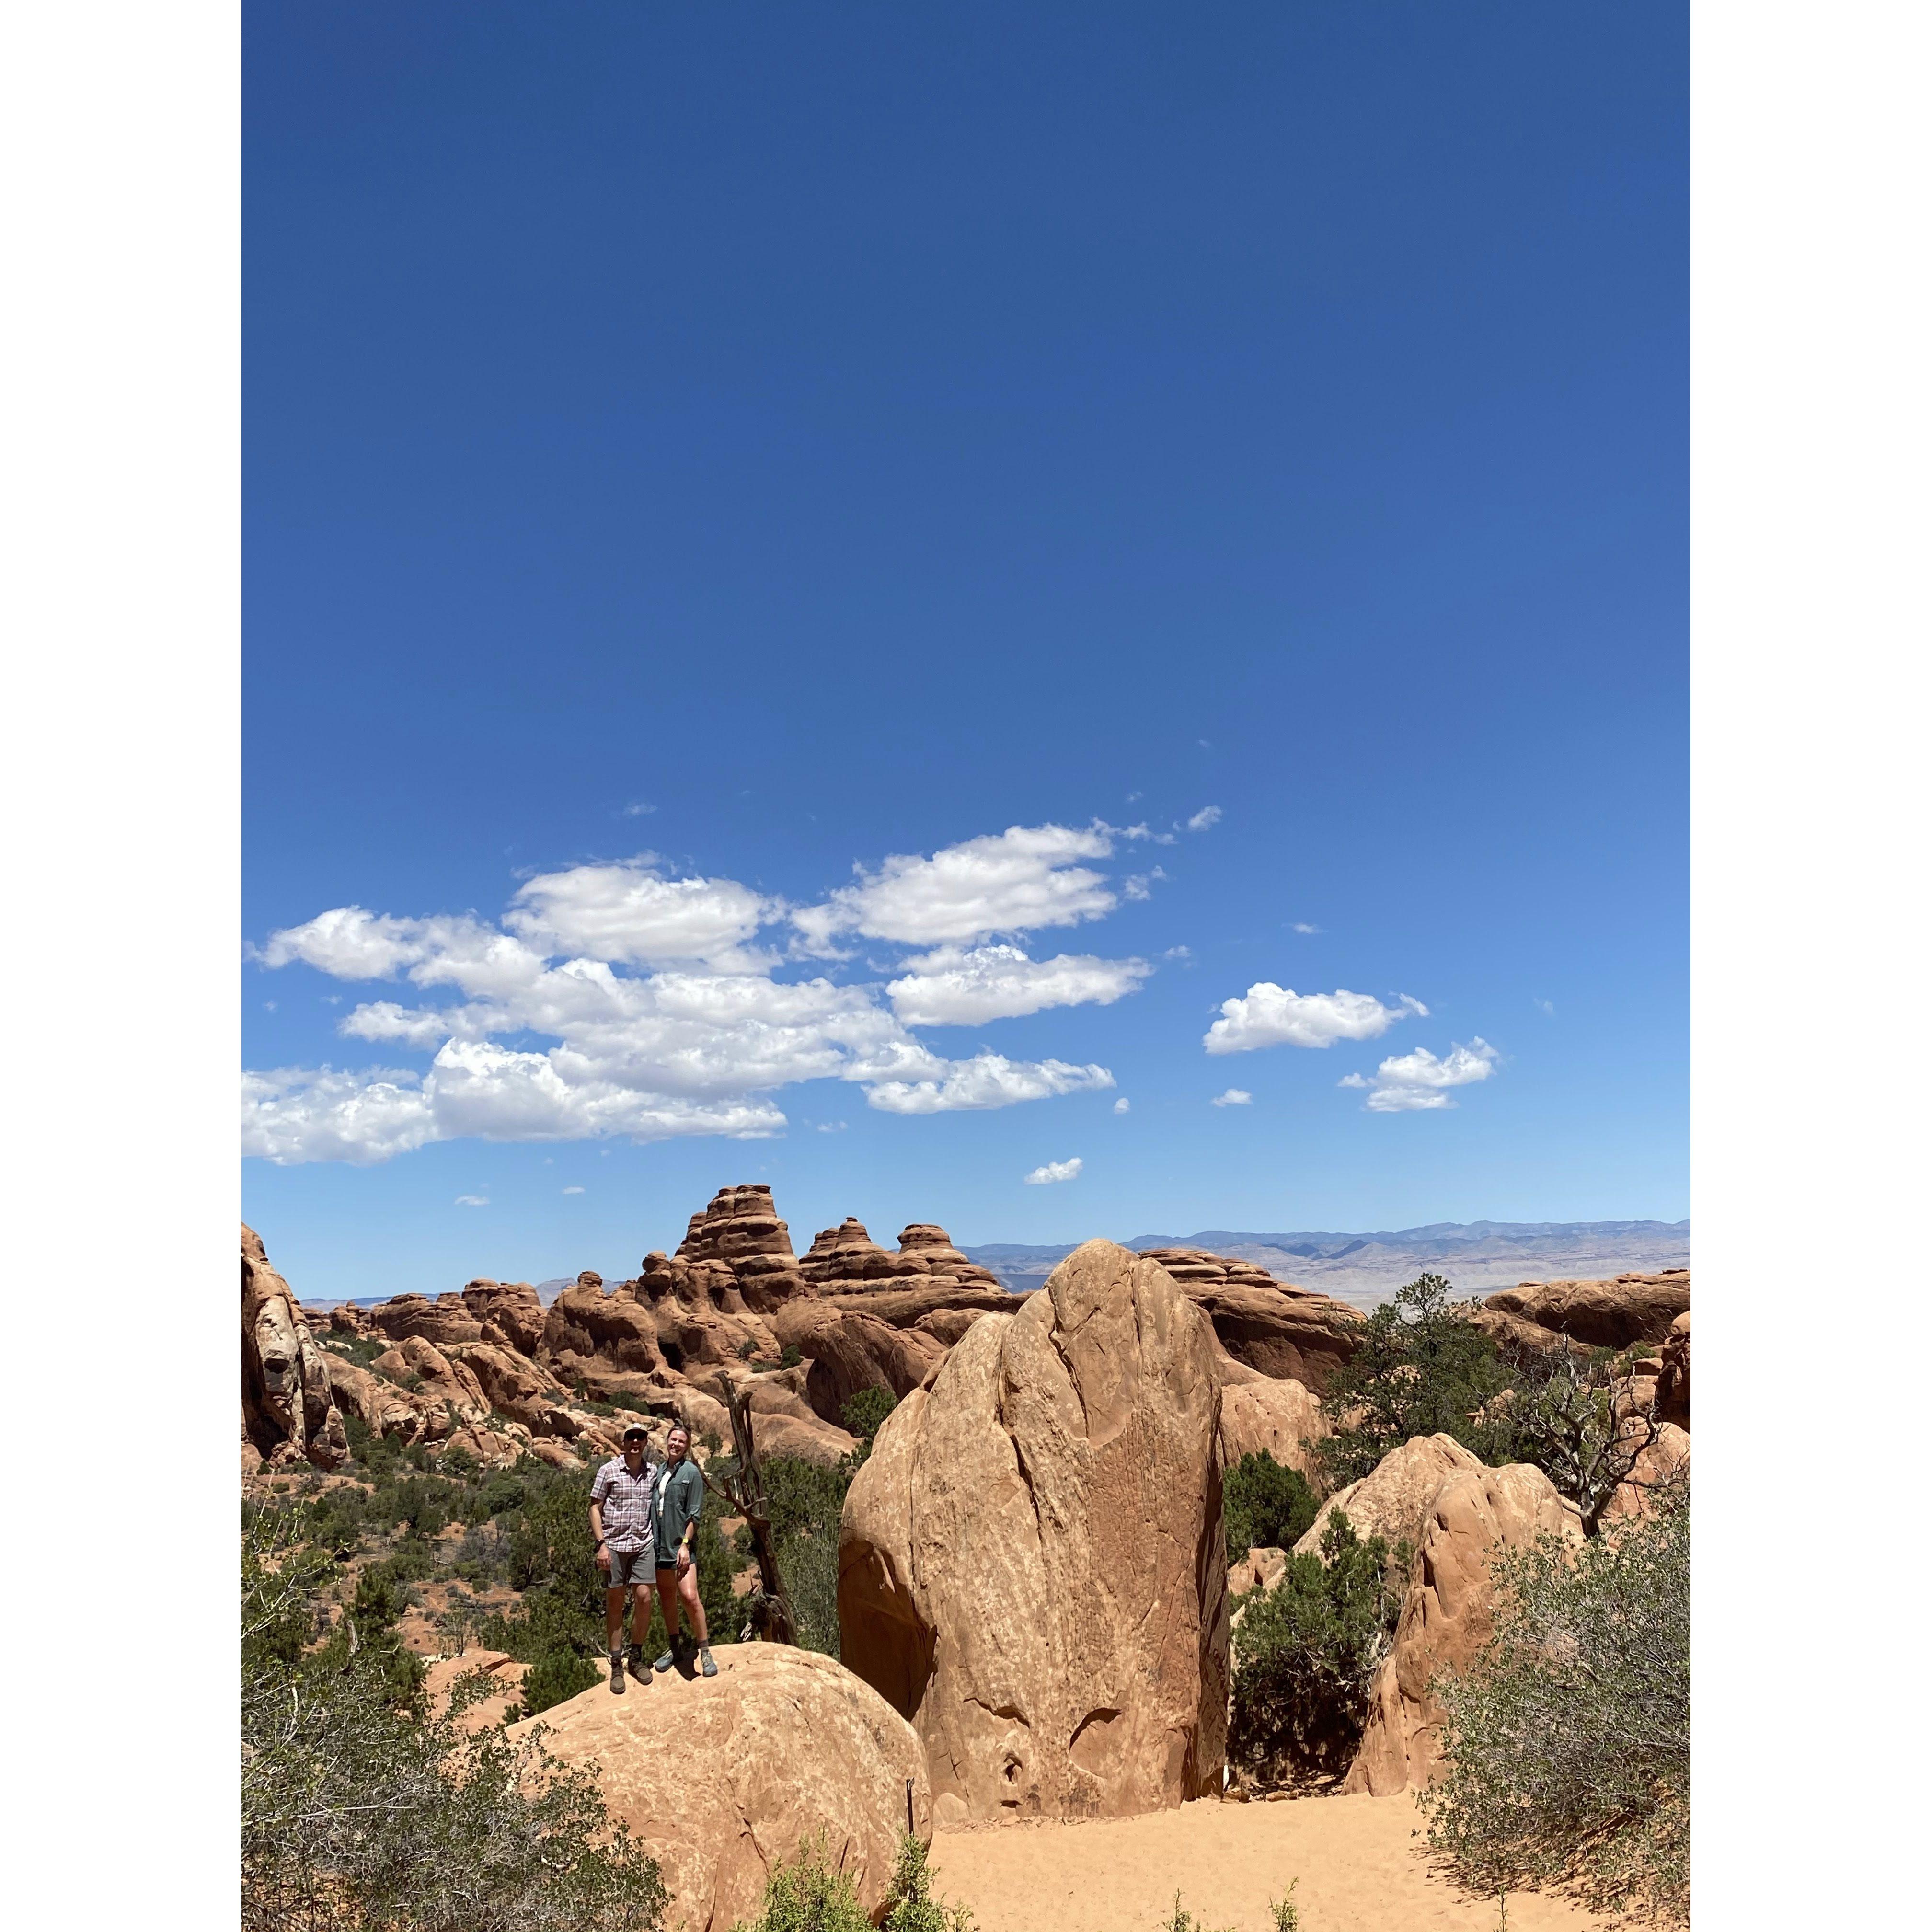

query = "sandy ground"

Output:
[[930, 1794, 1605, 1932]]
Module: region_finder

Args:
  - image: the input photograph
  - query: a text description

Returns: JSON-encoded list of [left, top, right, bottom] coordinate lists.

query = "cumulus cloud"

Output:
[[1292, 923, 1321, 935], [793, 822, 1135, 952], [507, 861, 778, 971], [622, 801, 657, 816], [886, 945, 1151, 1026], [247, 832, 1143, 1163], [865, 1053, 1114, 1116], [455, 1195, 489, 1207], [1204, 984, 1422, 1055], [1113, 1097, 1131, 1114], [562, 1184, 585, 1194], [1024, 1157, 1083, 1185], [1187, 805, 1222, 831], [1211, 1088, 1253, 1106], [1345, 1038, 1500, 1112]]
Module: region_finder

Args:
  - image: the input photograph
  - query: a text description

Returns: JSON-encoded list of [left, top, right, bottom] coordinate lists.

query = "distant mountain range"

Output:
[[961, 1220, 1690, 1308], [304, 1226, 1688, 1313]]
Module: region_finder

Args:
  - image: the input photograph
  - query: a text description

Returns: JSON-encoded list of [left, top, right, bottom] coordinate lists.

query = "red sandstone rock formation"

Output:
[[838, 1241, 1229, 1825], [1343, 1460, 1582, 1794], [513, 1646, 930, 1932], [242, 1224, 348, 1472], [1483, 1270, 1690, 1351]]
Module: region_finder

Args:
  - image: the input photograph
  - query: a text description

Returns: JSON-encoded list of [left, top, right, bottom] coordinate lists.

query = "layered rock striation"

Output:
[[243, 1224, 348, 1472]]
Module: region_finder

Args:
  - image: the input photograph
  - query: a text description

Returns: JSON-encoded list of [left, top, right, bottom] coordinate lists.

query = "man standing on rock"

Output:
[[589, 1423, 659, 1693], [652, 1422, 716, 1678]]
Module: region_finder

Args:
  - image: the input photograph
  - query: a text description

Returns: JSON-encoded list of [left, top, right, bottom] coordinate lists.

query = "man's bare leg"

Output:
[[605, 1586, 628, 1654]]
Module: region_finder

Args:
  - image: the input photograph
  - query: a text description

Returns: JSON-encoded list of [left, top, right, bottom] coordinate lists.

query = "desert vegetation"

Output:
[[1228, 1511, 1410, 1786], [242, 1501, 668, 1932], [725, 1832, 974, 1932], [1422, 1481, 1690, 1925]]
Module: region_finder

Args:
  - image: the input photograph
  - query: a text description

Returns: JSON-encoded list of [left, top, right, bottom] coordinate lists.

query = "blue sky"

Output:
[[243, 2, 1687, 1302]]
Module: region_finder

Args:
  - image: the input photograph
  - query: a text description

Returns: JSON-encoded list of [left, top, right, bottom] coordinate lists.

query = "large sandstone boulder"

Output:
[[511, 1645, 930, 1932], [838, 1240, 1229, 1825], [1292, 1434, 1485, 1560], [1215, 1365, 1328, 1481], [1483, 1270, 1690, 1350], [1344, 1462, 1582, 1794], [1173, 1276, 1361, 1390], [242, 1224, 348, 1471], [543, 1276, 673, 1379], [445, 1340, 578, 1438]]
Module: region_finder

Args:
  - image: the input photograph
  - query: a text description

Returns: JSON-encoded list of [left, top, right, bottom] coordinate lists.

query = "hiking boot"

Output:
[[697, 1645, 718, 1678], [608, 1652, 626, 1695], [653, 1646, 678, 1673], [626, 1644, 653, 1685]]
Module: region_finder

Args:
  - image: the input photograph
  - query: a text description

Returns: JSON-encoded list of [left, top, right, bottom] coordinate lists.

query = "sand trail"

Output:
[[930, 1794, 1606, 1932]]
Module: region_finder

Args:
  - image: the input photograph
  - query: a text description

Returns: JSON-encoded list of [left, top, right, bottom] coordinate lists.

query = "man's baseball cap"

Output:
[[621, 1423, 650, 1442]]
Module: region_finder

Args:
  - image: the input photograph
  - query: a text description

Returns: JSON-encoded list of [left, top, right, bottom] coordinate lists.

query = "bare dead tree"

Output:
[[698, 1379, 799, 1645], [1507, 1346, 1680, 1539]]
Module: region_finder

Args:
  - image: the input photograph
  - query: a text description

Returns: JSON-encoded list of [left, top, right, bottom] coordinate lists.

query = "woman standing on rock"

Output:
[[652, 1423, 717, 1678]]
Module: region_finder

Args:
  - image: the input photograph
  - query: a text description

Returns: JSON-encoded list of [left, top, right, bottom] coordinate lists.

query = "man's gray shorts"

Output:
[[603, 1546, 655, 1591]]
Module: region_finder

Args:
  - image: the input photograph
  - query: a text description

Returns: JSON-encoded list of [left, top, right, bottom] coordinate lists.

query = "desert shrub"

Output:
[[1224, 1452, 1319, 1561], [780, 1343, 803, 1369], [1421, 1486, 1690, 1925], [1229, 1510, 1408, 1786], [881, 1833, 975, 1932], [244, 1503, 667, 1932], [520, 1646, 601, 1716], [727, 1833, 872, 1932], [1505, 1346, 1681, 1540], [1314, 1273, 1521, 1489], [1161, 1898, 1233, 1932], [841, 1385, 898, 1449]]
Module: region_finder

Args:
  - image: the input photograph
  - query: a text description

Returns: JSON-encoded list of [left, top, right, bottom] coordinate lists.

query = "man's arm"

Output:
[[589, 1472, 610, 1567]]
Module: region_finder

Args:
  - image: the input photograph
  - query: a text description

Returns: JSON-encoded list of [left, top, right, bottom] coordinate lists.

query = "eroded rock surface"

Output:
[[838, 1240, 1229, 1825], [1292, 1434, 1485, 1560], [1483, 1270, 1690, 1351], [242, 1224, 348, 1471], [1344, 1460, 1582, 1794], [511, 1645, 930, 1932]]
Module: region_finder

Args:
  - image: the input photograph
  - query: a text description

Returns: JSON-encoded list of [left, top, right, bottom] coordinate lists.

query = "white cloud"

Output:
[[622, 801, 657, 816], [563, 1184, 585, 1194], [1187, 805, 1222, 832], [886, 944, 1151, 1026], [1164, 945, 1192, 960], [1346, 1038, 1500, 1112], [1535, 997, 1556, 1016], [242, 1067, 437, 1165], [1113, 1097, 1131, 1114], [864, 1053, 1114, 1116], [248, 833, 1138, 1163], [793, 822, 1131, 951], [1024, 1157, 1083, 1186], [507, 861, 778, 971], [1211, 1088, 1253, 1106], [455, 1195, 489, 1207], [1204, 984, 1421, 1055], [1291, 922, 1320, 935]]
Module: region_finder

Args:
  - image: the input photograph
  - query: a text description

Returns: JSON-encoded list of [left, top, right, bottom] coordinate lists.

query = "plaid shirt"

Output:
[[590, 1455, 660, 1554]]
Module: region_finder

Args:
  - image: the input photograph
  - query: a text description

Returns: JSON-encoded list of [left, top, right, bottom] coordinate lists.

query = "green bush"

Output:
[[521, 1647, 602, 1716], [1229, 1510, 1408, 1787], [1223, 1452, 1319, 1561], [779, 1343, 803, 1370], [726, 1833, 872, 1932], [244, 1503, 668, 1932], [881, 1834, 975, 1932], [1421, 1487, 1690, 1925], [840, 1385, 897, 1449], [1314, 1273, 1521, 1490]]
